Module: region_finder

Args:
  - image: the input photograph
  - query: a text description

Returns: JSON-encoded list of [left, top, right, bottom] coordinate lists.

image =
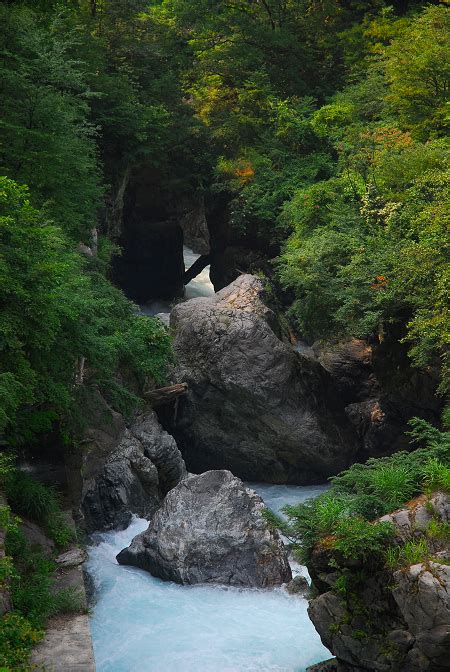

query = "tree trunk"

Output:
[[145, 383, 188, 406]]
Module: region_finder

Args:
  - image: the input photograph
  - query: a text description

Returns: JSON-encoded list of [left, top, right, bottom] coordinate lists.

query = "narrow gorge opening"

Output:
[[112, 169, 185, 303]]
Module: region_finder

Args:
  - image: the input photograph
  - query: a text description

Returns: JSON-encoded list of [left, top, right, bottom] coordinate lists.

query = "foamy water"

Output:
[[86, 483, 330, 672]]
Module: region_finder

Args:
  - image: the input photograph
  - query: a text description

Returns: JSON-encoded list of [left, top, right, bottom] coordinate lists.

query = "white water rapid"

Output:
[[86, 483, 330, 672]]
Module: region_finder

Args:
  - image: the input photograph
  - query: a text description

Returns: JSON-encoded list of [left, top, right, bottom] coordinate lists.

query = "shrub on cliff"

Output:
[[270, 418, 450, 565], [0, 177, 172, 443]]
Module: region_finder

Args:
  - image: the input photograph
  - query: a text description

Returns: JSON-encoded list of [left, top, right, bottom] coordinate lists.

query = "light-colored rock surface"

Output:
[[56, 548, 87, 568], [31, 510, 95, 671], [379, 492, 449, 543], [170, 274, 358, 483], [117, 469, 292, 587], [393, 562, 450, 667], [31, 614, 95, 671]]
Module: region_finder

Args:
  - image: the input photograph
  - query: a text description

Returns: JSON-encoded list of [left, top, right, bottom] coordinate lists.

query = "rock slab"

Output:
[[170, 274, 358, 484], [117, 469, 292, 588]]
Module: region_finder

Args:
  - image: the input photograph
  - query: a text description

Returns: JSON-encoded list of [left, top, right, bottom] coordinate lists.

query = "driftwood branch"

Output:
[[145, 383, 188, 406]]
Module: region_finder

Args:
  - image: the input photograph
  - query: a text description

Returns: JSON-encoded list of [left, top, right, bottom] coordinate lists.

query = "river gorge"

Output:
[[86, 248, 330, 671]]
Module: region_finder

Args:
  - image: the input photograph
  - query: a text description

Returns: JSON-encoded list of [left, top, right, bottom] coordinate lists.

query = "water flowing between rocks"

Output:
[[86, 484, 330, 672], [139, 245, 215, 319], [88, 250, 331, 670]]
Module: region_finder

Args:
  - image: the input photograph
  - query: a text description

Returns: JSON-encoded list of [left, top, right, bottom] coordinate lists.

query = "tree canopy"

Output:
[[0, 0, 448, 445]]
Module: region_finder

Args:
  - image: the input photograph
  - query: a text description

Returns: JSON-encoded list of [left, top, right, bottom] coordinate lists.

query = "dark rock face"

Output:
[[286, 575, 310, 596], [308, 493, 450, 672], [113, 219, 184, 302], [111, 167, 185, 302], [169, 274, 358, 484], [315, 339, 442, 462], [72, 391, 186, 532], [209, 245, 267, 291], [117, 470, 292, 587], [176, 196, 210, 255]]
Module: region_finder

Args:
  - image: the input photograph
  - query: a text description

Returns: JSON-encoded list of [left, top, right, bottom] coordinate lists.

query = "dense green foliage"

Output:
[[0, 461, 84, 670], [0, 177, 172, 441], [277, 6, 449, 390], [269, 418, 450, 565], [1, 0, 447, 438], [147, 0, 449, 389], [5, 470, 73, 547]]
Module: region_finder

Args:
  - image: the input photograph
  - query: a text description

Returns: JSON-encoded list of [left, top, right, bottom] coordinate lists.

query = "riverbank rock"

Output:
[[168, 274, 358, 484], [286, 575, 310, 596], [117, 470, 292, 587], [71, 391, 186, 532], [308, 492, 450, 672], [315, 338, 442, 462], [306, 660, 338, 672]]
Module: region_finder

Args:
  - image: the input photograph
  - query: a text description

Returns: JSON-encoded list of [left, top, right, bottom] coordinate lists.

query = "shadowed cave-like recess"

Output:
[[112, 169, 185, 303]]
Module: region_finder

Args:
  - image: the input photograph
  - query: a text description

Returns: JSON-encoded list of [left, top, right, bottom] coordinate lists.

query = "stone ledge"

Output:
[[31, 614, 95, 672], [30, 510, 95, 671]]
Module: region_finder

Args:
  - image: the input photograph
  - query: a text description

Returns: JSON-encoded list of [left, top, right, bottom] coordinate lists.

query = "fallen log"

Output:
[[144, 383, 188, 406]]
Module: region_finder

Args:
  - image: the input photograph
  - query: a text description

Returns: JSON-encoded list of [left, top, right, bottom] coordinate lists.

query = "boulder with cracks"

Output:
[[169, 274, 358, 484], [117, 470, 292, 588], [70, 390, 186, 532]]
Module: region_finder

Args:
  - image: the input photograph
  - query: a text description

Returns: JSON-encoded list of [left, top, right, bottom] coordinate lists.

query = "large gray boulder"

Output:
[[169, 274, 358, 483], [117, 469, 292, 588], [393, 563, 450, 669], [75, 391, 186, 532]]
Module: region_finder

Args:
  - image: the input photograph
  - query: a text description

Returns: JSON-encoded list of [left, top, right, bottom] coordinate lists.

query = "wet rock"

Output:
[[117, 470, 292, 588], [170, 274, 358, 484], [76, 392, 186, 532], [286, 575, 310, 596]]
